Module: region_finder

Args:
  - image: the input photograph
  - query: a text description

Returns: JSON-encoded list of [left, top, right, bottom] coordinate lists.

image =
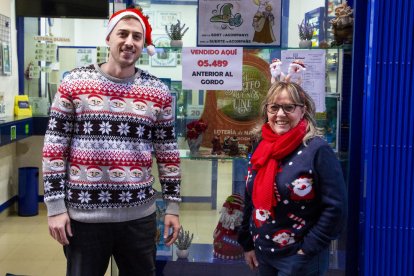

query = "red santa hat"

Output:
[[130, 166, 143, 172], [153, 103, 161, 109], [109, 96, 125, 102], [87, 165, 102, 171], [223, 194, 244, 211], [106, 7, 156, 56], [133, 99, 147, 105], [88, 94, 103, 100], [109, 166, 125, 172], [50, 157, 63, 162], [59, 94, 71, 101], [70, 164, 80, 169]]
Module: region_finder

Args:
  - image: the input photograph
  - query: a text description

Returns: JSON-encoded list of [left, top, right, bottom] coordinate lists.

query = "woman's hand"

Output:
[[244, 250, 259, 270]]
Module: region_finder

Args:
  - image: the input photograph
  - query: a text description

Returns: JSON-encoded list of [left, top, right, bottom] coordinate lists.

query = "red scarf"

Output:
[[251, 119, 307, 211]]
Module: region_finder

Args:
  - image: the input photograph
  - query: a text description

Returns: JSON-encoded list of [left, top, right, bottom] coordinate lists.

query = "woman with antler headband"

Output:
[[238, 81, 347, 275]]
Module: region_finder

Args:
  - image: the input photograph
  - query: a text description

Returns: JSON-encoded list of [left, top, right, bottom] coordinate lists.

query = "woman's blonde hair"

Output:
[[259, 81, 318, 145]]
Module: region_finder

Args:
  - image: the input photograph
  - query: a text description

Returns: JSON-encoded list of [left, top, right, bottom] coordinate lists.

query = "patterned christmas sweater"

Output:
[[42, 64, 181, 223], [238, 137, 347, 257]]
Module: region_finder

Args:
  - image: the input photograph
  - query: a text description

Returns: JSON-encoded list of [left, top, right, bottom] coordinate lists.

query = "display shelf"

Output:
[[111, 243, 346, 276], [0, 116, 33, 147], [111, 244, 255, 276], [179, 149, 247, 160], [167, 46, 347, 154]]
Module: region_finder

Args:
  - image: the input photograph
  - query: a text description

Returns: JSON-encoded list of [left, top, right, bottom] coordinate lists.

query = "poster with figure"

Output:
[[198, 49, 271, 148], [197, 0, 281, 46]]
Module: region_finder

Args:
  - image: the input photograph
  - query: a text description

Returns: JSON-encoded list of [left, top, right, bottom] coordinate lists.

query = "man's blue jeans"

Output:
[[64, 213, 157, 276]]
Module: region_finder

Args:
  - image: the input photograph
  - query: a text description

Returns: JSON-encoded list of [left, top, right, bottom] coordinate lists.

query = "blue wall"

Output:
[[360, 0, 414, 275]]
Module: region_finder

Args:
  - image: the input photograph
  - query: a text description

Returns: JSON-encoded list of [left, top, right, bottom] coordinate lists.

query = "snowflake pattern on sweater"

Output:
[[42, 64, 180, 216]]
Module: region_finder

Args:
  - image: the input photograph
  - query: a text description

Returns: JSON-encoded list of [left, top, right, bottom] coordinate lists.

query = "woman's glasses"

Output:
[[266, 103, 304, 114]]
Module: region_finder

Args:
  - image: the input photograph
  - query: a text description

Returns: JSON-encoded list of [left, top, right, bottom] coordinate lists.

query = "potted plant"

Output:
[[174, 226, 194, 259], [298, 19, 314, 48], [165, 19, 189, 47]]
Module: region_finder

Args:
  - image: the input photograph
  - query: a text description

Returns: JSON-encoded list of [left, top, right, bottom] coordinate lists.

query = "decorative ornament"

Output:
[[213, 194, 245, 260], [330, 1, 354, 46]]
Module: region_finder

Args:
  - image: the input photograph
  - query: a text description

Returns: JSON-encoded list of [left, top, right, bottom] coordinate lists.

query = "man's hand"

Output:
[[163, 214, 180, 246], [244, 250, 259, 270], [48, 212, 72, 245]]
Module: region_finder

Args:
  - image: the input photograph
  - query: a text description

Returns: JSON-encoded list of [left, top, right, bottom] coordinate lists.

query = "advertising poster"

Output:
[[76, 48, 97, 68], [281, 49, 326, 112], [182, 47, 243, 90], [197, 0, 281, 46], [199, 49, 271, 147], [2, 43, 11, 75]]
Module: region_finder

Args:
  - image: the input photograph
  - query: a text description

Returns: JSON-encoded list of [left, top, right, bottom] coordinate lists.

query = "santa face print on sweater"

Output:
[[69, 164, 81, 180], [162, 105, 173, 120], [160, 163, 180, 177], [88, 94, 104, 111], [253, 208, 273, 228], [152, 103, 161, 118], [132, 100, 148, 115], [109, 97, 126, 112], [59, 95, 73, 112], [108, 166, 126, 182], [272, 229, 295, 248], [86, 166, 103, 181], [129, 167, 144, 182], [49, 158, 65, 171], [289, 175, 315, 201], [72, 97, 83, 113]]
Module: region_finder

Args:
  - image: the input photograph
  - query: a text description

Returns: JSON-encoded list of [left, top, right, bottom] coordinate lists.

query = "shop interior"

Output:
[[0, 0, 352, 275]]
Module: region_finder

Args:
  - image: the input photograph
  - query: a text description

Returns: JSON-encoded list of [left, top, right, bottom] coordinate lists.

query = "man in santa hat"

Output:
[[42, 5, 181, 275]]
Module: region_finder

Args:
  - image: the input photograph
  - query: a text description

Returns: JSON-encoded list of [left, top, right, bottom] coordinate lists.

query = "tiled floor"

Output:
[[0, 161, 234, 276]]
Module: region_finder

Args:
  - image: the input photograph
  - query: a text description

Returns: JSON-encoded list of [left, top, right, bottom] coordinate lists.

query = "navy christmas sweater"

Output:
[[42, 64, 181, 223], [238, 137, 347, 256]]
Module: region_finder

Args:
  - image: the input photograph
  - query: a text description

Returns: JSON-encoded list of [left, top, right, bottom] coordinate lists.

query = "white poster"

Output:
[[198, 0, 281, 46], [281, 50, 326, 112], [182, 47, 243, 90], [76, 48, 97, 68]]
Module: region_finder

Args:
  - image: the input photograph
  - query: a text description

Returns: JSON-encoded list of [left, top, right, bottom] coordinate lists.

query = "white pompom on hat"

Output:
[[106, 7, 156, 56]]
